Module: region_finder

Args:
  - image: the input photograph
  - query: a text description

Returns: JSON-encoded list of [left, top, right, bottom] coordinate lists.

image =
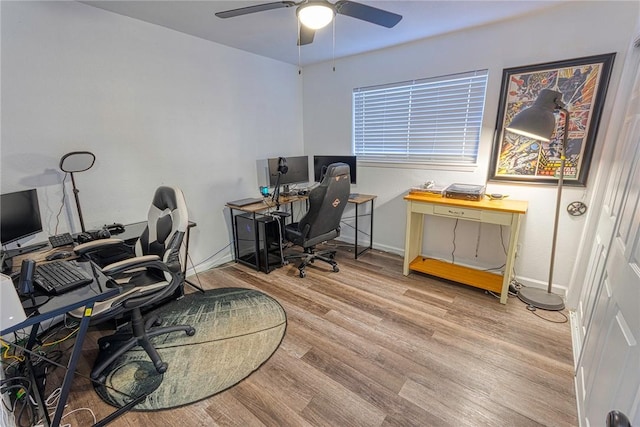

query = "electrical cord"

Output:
[[486, 289, 517, 299], [3, 339, 140, 405], [451, 218, 459, 264], [1, 377, 36, 427], [39, 328, 79, 348], [189, 242, 231, 270], [45, 387, 62, 408], [445, 221, 509, 272], [499, 225, 508, 256], [490, 279, 569, 324], [515, 287, 569, 323], [54, 173, 69, 236], [35, 406, 97, 427], [1, 340, 25, 363], [525, 304, 569, 323]]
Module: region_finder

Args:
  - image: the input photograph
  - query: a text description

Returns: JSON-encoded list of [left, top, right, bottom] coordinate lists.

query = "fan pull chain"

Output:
[[297, 19, 302, 75], [332, 19, 336, 72]]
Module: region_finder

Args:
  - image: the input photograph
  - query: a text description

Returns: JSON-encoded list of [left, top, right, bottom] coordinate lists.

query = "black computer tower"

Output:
[[235, 213, 282, 273]]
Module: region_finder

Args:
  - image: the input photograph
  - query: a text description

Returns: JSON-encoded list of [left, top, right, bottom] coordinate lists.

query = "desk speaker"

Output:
[[18, 259, 36, 295]]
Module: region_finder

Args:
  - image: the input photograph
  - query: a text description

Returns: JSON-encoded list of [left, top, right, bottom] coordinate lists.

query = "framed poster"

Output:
[[489, 53, 615, 185]]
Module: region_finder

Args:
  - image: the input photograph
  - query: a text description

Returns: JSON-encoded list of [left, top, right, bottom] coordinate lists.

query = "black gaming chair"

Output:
[[70, 186, 195, 383], [283, 162, 350, 277]]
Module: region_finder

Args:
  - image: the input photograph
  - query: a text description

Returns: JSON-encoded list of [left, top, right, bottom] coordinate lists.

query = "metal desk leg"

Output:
[[183, 222, 204, 293], [354, 199, 374, 259], [354, 203, 360, 258], [50, 302, 95, 427], [229, 207, 238, 261], [25, 325, 49, 426], [368, 199, 374, 253]]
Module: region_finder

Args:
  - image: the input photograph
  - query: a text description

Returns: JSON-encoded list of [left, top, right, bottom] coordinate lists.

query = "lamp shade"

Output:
[[506, 89, 563, 142], [297, 3, 335, 29]]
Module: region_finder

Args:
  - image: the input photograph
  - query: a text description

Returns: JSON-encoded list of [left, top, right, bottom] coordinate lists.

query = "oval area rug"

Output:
[[94, 287, 287, 410]]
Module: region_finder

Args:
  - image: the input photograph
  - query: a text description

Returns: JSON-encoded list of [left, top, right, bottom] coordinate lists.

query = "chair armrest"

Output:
[[102, 254, 163, 276], [74, 238, 125, 257]]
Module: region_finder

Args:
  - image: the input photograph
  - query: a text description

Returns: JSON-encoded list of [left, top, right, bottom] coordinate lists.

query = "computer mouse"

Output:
[[46, 251, 73, 261]]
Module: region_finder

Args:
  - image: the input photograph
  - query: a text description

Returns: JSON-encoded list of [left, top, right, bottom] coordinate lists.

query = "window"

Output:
[[353, 69, 488, 165]]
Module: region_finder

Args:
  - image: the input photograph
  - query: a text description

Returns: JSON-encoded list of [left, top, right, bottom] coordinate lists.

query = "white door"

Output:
[[575, 36, 640, 426]]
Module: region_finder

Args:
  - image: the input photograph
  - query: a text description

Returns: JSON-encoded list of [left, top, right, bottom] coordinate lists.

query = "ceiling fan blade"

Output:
[[298, 25, 316, 46], [215, 1, 296, 19], [335, 1, 402, 28]]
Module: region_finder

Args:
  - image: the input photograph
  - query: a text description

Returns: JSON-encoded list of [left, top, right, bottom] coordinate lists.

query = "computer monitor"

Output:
[[268, 156, 310, 187], [313, 155, 357, 184], [1, 189, 43, 245]]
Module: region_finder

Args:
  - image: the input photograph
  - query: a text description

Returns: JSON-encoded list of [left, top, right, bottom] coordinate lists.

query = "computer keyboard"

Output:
[[49, 232, 74, 248], [34, 261, 93, 295]]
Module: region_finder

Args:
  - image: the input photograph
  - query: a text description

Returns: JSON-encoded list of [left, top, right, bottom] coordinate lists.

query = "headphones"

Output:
[[77, 227, 112, 243], [277, 157, 288, 175]]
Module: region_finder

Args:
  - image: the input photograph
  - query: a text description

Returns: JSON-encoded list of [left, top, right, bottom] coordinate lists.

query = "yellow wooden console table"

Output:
[[403, 193, 528, 304]]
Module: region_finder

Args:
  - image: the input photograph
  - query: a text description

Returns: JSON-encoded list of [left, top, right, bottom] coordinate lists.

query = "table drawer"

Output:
[[433, 205, 481, 220]]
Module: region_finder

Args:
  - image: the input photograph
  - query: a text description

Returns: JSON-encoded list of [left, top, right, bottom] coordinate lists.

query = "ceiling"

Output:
[[80, 1, 565, 66]]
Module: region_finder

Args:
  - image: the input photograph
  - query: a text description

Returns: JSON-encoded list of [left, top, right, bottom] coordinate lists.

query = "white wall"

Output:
[[302, 1, 639, 295], [1, 1, 303, 271]]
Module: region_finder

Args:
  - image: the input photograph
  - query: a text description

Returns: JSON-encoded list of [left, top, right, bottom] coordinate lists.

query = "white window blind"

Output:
[[353, 69, 488, 164]]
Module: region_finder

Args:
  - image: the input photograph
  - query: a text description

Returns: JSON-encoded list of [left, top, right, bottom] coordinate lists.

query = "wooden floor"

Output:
[[44, 245, 577, 426]]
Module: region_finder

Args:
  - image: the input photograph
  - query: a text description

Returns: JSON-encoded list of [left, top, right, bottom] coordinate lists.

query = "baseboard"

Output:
[[186, 253, 234, 277], [569, 309, 584, 427], [569, 310, 582, 368], [333, 237, 404, 257]]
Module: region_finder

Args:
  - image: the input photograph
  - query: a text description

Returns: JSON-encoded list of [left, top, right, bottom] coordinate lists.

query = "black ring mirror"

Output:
[[60, 151, 95, 173]]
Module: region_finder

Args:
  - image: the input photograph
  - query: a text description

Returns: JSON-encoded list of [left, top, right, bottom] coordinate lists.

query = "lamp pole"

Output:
[[69, 171, 87, 233], [546, 107, 569, 296]]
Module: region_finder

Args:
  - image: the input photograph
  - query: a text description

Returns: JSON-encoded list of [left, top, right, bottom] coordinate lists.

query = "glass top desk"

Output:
[[1, 260, 119, 427]]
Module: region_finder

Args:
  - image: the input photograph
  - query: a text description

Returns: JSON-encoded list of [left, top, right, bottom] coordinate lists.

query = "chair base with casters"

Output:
[[284, 245, 339, 278], [90, 306, 195, 384]]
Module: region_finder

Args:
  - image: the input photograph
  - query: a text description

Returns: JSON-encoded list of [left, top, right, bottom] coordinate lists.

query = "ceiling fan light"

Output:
[[297, 4, 334, 30]]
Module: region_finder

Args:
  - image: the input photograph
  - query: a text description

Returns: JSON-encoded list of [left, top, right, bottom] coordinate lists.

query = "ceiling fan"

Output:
[[215, 1, 403, 46]]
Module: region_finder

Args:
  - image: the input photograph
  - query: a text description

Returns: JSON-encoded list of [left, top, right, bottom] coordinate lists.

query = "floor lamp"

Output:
[[59, 151, 95, 233], [506, 89, 567, 311]]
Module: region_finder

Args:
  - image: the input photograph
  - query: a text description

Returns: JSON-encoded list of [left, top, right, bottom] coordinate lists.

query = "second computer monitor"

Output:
[[268, 155, 309, 187], [0, 188, 43, 246], [314, 155, 357, 184]]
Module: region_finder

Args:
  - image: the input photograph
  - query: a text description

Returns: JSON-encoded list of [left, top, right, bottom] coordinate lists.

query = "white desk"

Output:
[[403, 193, 528, 304]]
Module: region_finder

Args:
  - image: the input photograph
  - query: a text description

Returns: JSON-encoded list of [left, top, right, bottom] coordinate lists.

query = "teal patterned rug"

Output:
[[94, 288, 287, 410]]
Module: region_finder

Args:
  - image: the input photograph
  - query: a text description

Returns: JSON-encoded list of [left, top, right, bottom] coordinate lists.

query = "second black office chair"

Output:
[[71, 186, 195, 383], [283, 162, 350, 277]]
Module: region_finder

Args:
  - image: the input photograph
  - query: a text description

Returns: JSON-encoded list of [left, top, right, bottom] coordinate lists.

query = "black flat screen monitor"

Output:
[[268, 155, 309, 187], [314, 155, 357, 184], [1, 189, 43, 245]]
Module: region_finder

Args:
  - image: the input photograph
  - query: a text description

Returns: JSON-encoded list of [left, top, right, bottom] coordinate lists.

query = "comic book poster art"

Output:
[[489, 53, 615, 185]]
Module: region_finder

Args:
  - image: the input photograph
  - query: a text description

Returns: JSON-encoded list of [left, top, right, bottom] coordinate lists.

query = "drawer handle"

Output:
[[448, 210, 464, 215]]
